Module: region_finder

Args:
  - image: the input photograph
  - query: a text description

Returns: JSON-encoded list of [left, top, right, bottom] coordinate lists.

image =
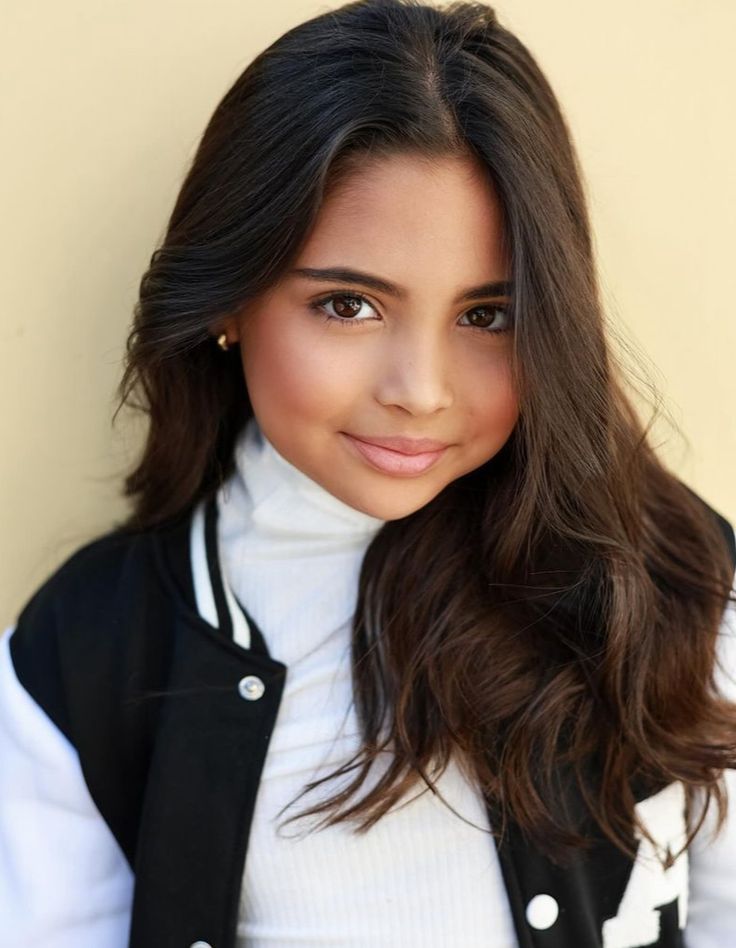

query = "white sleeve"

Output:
[[0, 624, 134, 948], [684, 569, 736, 948]]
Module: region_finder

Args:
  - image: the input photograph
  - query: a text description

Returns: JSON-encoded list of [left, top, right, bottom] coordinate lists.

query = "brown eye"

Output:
[[310, 291, 378, 327], [462, 304, 512, 334], [331, 295, 364, 319]]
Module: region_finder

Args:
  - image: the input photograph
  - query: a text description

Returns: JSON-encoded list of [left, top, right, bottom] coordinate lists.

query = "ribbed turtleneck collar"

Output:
[[216, 415, 387, 664]]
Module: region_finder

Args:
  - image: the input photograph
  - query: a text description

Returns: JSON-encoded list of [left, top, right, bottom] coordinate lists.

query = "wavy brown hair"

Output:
[[113, 0, 736, 865]]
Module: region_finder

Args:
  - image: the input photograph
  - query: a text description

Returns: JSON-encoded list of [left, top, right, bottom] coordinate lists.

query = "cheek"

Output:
[[462, 350, 520, 430], [240, 317, 358, 422]]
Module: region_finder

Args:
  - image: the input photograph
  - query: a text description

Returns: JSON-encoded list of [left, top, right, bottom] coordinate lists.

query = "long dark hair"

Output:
[[113, 0, 736, 865]]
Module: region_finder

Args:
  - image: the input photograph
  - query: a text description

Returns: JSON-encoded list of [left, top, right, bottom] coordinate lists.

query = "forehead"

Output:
[[297, 152, 509, 276]]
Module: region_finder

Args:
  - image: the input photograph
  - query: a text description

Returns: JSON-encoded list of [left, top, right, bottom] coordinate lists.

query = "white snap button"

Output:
[[189, 942, 213, 948], [526, 893, 559, 929], [238, 674, 265, 701]]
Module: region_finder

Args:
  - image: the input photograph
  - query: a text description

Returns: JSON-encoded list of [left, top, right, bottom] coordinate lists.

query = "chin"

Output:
[[364, 488, 443, 522]]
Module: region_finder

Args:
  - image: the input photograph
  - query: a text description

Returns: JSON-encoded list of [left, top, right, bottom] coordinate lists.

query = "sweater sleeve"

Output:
[[684, 559, 736, 948], [0, 624, 134, 948]]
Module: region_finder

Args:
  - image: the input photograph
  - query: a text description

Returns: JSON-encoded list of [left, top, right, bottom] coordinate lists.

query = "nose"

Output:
[[375, 330, 453, 415]]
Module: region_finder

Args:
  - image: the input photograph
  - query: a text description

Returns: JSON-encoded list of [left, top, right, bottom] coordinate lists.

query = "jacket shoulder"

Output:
[[15, 525, 157, 630], [6, 518, 192, 866], [9, 521, 175, 746]]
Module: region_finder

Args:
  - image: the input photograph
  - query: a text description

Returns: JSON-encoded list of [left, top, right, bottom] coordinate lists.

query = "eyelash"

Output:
[[308, 290, 514, 335]]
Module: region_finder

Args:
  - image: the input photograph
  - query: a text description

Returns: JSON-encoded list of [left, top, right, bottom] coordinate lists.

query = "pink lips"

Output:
[[348, 433, 449, 454], [341, 433, 448, 476]]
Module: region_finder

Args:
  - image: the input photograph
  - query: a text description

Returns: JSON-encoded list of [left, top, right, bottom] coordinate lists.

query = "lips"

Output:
[[346, 434, 449, 455], [341, 433, 448, 477]]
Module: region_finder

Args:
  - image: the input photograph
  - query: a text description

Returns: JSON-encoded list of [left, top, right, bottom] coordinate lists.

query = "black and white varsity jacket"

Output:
[[2, 491, 736, 948]]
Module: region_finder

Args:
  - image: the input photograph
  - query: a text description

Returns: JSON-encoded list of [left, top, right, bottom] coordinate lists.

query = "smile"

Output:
[[340, 433, 447, 476]]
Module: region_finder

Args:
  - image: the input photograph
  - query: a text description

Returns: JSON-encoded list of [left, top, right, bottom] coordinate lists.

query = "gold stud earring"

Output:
[[217, 332, 231, 351]]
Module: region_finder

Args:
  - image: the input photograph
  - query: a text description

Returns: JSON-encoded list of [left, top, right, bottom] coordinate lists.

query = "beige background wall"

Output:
[[2, 0, 734, 627]]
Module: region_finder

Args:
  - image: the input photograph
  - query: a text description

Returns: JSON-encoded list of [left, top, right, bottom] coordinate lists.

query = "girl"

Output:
[[2, 1, 735, 946]]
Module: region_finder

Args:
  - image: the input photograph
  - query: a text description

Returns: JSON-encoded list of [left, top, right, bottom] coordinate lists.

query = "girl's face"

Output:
[[221, 152, 519, 521]]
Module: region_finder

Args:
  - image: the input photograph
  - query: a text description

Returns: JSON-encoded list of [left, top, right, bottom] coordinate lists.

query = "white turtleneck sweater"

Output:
[[216, 415, 518, 947]]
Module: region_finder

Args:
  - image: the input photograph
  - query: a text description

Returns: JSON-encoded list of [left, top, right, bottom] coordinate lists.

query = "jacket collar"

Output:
[[153, 491, 273, 660]]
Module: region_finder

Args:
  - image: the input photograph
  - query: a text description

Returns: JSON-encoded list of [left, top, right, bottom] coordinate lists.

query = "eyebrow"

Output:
[[289, 267, 513, 305]]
